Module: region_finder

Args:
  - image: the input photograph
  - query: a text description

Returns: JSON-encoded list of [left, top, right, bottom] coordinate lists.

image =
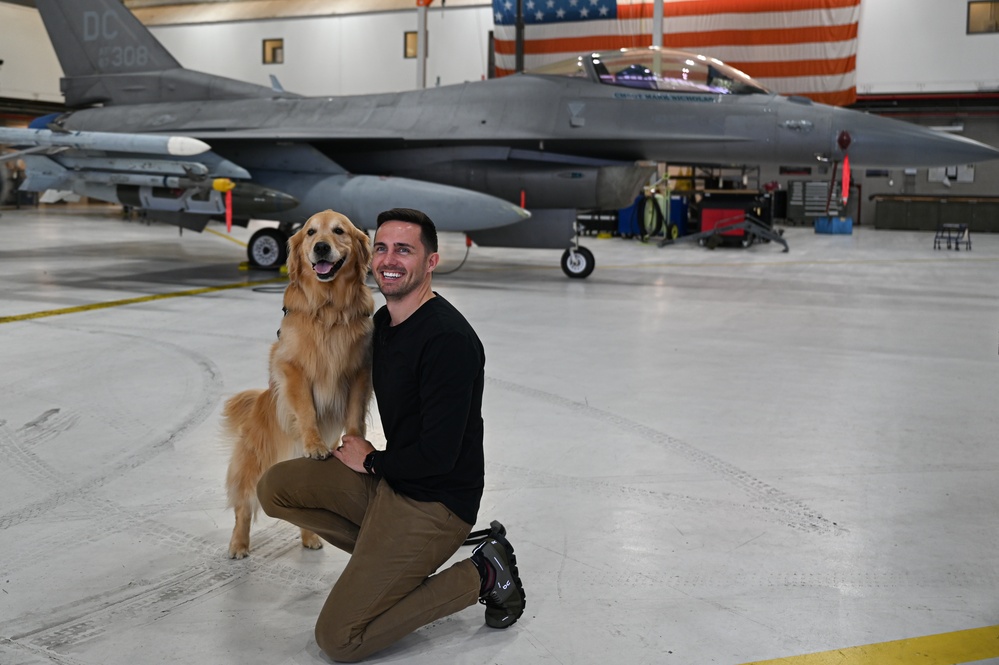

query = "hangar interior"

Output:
[[2, 1, 999, 664]]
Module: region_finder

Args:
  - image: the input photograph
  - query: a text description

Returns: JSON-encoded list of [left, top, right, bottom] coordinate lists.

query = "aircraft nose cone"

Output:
[[271, 191, 300, 212], [231, 183, 300, 213], [835, 110, 999, 167]]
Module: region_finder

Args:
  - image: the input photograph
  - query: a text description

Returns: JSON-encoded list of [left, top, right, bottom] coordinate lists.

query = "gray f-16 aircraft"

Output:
[[9, 0, 999, 277]]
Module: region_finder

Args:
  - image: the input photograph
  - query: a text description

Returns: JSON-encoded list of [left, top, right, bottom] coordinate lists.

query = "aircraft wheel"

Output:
[[561, 246, 595, 279], [248, 227, 288, 270]]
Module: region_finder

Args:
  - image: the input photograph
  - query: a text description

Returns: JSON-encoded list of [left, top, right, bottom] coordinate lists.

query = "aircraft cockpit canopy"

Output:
[[530, 47, 771, 95]]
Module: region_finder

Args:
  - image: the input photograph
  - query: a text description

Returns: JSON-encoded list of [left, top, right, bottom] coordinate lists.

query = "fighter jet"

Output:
[[13, 0, 999, 277]]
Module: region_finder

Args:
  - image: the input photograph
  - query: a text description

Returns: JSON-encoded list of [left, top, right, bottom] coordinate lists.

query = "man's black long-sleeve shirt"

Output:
[[369, 294, 484, 526]]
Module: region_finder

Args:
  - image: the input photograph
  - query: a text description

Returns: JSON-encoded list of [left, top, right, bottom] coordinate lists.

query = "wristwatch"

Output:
[[363, 451, 377, 476]]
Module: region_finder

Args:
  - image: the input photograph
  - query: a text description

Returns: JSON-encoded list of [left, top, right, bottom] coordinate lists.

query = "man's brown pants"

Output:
[[257, 457, 480, 662]]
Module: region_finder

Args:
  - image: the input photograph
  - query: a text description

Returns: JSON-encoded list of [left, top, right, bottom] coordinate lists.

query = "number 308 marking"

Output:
[[97, 45, 150, 69]]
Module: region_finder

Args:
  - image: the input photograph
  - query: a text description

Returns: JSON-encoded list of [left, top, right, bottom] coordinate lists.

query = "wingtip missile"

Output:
[[166, 136, 212, 156], [0, 128, 211, 158]]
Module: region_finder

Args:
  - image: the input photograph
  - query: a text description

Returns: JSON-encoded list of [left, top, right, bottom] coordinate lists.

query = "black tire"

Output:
[[740, 233, 755, 248], [247, 227, 288, 270], [561, 246, 595, 279], [666, 223, 680, 240]]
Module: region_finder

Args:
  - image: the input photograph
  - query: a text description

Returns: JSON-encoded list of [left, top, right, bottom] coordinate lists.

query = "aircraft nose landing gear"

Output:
[[561, 245, 594, 278], [248, 223, 298, 270], [561, 219, 595, 278]]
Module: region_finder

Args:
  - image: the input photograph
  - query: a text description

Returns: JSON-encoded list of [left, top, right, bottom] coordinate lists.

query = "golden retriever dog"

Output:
[[222, 210, 375, 559]]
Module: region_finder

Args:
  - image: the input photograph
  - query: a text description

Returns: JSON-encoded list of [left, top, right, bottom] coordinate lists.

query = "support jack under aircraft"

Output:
[[5, 0, 999, 278]]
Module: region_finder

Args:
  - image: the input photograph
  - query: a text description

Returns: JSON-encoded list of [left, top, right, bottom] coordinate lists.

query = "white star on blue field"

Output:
[[493, 0, 616, 24]]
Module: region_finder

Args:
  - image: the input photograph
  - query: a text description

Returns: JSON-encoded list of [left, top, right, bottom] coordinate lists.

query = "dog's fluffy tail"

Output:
[[222, 388, 285, 513]]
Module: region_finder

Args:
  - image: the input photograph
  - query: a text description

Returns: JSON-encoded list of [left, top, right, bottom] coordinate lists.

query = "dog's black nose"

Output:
[[314, 242, 331, 256]]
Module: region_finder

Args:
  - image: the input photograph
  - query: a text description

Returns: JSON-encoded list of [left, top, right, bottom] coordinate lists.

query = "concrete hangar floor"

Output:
[[1, 203, 998, 665]]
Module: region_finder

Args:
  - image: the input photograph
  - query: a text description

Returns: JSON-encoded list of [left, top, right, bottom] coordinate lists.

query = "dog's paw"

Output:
[[301, 530, 323, 550], [303, 432, 331, 460], [303, 446, 331, 460], [228, 544, 250, 560]]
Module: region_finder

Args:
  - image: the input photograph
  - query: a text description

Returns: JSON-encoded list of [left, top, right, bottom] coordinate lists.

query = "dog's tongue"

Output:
[[314, 261, 334, 275]]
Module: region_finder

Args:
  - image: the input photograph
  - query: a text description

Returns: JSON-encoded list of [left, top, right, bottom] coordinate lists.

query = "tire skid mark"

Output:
[[0, 419, 65, 487], [18, 409, 80, 450], [488, 377, 839, 534], [11, 564, 240, 649], [1, 413, 334, 651], [19, 409, 61, 429], [1, 473, 330, 595], [8, 548, 333, 653], [0, 332, 223, 532], [1, 325, 344, 656], [0, 637, 92, 665], [0, 507, 128, 578], [486, 461, 833, 534], [3, 517, 334, 654]]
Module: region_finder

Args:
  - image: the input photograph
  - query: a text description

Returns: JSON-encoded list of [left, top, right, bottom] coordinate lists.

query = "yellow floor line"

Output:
[[204, 227, 248, 247], [741, 624, 999, 665], [0, 277, 286, 325]]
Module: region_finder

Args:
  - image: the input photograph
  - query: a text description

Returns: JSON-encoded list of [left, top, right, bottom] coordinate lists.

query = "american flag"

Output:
[[493, 0, 620, 25], [493, 0, 862, 106]]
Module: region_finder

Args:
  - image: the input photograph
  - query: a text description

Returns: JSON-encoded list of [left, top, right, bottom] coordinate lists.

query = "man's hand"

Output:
[[334, 434, 375, 474]]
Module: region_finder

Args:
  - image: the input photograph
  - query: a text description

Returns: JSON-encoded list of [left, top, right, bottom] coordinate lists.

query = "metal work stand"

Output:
[[658, 213, 789, 252], [933, 223, 971, 251]]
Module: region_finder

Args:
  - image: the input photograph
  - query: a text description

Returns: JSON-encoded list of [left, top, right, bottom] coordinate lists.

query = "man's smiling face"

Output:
[[371, 221, 438, 300]]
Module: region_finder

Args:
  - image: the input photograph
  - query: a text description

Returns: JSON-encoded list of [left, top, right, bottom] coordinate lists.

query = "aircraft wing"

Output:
[[177, 127, 405, 141], [178, 126, 753, 145], [0, 127, 298, 231], [2, 125, 531, 237]]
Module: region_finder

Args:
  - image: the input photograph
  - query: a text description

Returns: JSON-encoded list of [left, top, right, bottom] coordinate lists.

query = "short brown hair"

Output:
[[375, 208, 438, 253]]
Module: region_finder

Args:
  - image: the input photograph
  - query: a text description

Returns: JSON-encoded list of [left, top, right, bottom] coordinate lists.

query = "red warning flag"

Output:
[[213, 178, 237, 232]]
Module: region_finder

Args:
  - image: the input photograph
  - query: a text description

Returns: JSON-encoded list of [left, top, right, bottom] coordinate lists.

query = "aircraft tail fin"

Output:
[[35, 0, 289, 107]]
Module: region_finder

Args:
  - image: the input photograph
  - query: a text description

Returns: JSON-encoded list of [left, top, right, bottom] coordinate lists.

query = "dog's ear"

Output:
[[352, 224, 372, 281], [286, 224, 304, 278]]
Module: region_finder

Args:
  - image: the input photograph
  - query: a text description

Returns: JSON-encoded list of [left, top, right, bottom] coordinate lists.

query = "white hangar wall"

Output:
[[855, 0, 999, 94], [149, 7, 496, 96], [1, 1, 999, 100], [0, 3, 63, 104]]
